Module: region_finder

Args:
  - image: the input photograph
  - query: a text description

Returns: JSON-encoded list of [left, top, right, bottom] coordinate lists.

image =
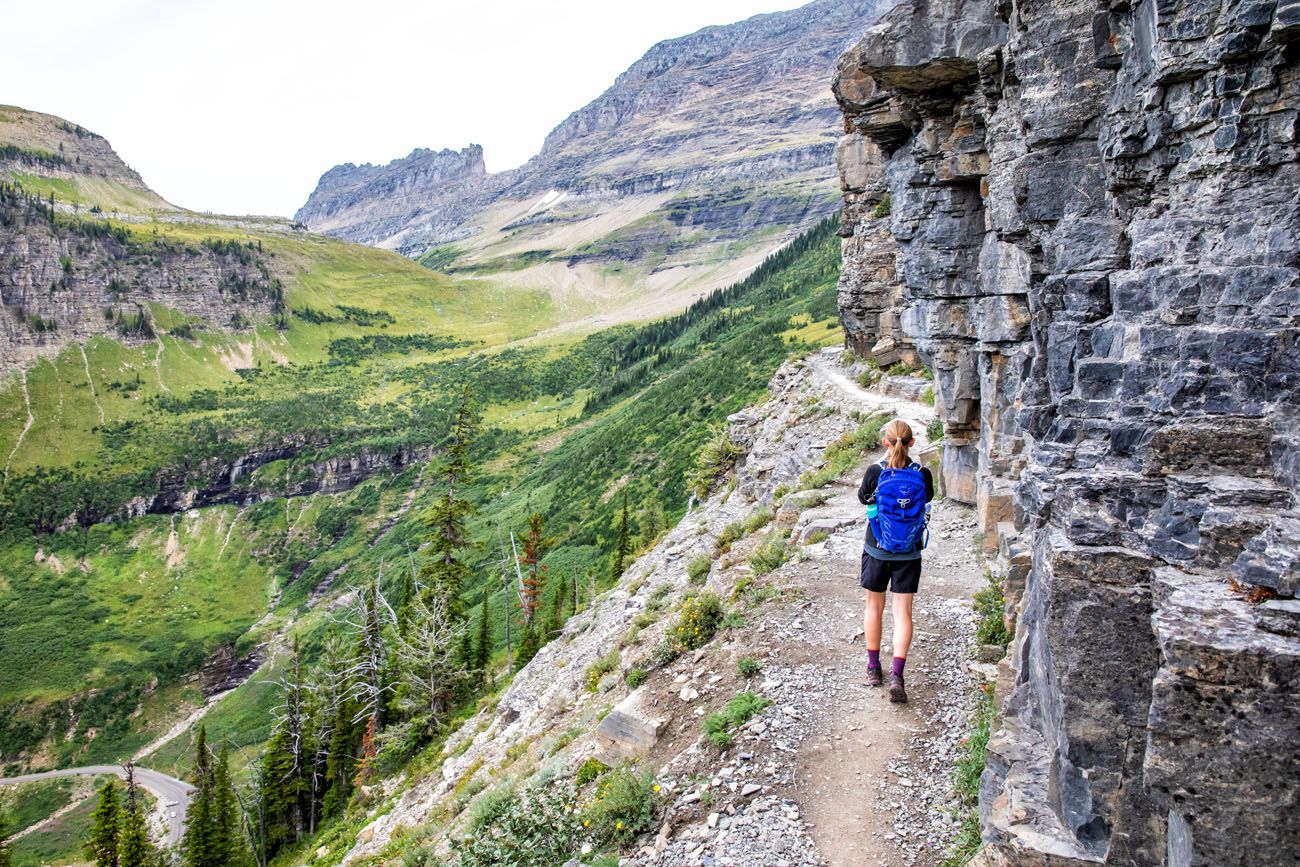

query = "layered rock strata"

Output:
[[0, 200, 284, 371], [834, 1, 1300, 865]]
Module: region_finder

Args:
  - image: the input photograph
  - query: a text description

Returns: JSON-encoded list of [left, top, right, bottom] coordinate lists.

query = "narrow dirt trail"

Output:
[[790, 496, 981, 866], [771, 359, 983, 866], [154, 338, 171, 393], [80, 343, 105, 425], [632, 356, 985, 867], [3, 370, 34, 481]]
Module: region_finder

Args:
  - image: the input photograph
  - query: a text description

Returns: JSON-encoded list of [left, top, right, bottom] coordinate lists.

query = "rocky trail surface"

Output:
[[626, 354, 985, 867]]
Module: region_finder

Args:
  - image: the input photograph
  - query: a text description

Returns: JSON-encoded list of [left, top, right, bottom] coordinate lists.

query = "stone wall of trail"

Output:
[[832, 1, 1299, 865]]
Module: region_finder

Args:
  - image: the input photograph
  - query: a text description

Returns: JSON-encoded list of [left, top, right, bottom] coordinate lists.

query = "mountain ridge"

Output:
[[295, 0, 886, 316]]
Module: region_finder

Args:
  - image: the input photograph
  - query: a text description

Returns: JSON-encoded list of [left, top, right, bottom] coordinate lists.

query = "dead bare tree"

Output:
[[391, 591, 465, 723], [340, 577, 395, 728]]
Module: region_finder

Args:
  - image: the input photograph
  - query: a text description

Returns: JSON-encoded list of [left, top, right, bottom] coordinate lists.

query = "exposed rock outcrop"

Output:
[[126, 441, 435, 517], [292, 145, 487, 247], [0, 104, 162, 195], [834, 1, 1300, 865], [0, 110, 285, 372], [0, 194, 285, 371]]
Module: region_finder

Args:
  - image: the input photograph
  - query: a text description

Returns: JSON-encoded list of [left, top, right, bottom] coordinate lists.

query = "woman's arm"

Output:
[[923, 467, 936, 502], [857, 463, 880, 504]]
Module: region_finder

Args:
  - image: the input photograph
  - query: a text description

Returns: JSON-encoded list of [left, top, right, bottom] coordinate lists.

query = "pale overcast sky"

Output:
[[3, 0, 806, 217]]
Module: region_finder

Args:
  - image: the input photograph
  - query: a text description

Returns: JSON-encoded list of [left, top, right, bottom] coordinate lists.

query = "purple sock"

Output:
[[868, 649, 881, 669], [892, 657, 906, 677]]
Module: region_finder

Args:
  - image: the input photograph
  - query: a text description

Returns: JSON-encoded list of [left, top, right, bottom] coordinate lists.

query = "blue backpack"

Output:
[[869, 460, 929, 553]]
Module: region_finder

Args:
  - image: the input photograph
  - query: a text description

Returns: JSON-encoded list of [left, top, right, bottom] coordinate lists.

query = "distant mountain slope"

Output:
[[297, 0, 885, 313], [0, 105, 170, 211], [0, 108, 293, 371]]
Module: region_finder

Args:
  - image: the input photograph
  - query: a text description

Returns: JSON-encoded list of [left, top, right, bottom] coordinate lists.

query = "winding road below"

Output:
[[0, 765, 193, 847]]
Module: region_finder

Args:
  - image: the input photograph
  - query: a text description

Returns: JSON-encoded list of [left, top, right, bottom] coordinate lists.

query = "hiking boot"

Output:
[[889, 673, 908, 704], [867, 665, 883, 687]]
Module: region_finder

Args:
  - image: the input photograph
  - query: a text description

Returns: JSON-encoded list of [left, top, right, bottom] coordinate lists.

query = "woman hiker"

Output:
[[857, 418, 934, 703]]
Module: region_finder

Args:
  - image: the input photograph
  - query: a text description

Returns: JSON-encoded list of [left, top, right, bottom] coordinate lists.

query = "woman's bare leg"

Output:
[[864, 590, 886, 653], [892, 592, 914, 660]]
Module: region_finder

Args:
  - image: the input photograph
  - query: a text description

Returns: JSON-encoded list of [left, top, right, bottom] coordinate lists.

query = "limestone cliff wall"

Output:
[[834, 1, 1299, 865], [0, 194, 284, 371]]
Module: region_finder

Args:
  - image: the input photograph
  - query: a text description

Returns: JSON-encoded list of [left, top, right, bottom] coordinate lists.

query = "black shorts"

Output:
[[860, 552, 921, 594]]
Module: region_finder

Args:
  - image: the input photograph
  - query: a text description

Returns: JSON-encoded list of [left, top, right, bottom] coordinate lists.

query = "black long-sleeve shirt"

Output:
[[857, 461, 935, 561]]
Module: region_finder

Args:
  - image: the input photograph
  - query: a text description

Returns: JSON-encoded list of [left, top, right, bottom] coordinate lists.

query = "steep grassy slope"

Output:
[[0, 210, 840, 772], [179, 220, 841, 783]]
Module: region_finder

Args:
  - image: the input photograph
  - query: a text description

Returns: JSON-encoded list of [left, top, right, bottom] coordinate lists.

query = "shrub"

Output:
[[749, 535, 789, 576], [648, 640, 680, 669], [886, 361, 912, 377], [687, 555, 712, 585], [921, 386, 935, 407], [625, 668, 648, 689], [575, 757, 609, 787], [873, 194, 891, 218], [687, 426, 743, 499], [927, 417, 944, 442], [716, 521, 744, 550], [702, 691, 771, 749], [582, 766, 657, 847], [671, 592, 725, 651], [584, 650, 619, 693], [736, 657, 760, 679], [973, 572, 1011, 647], [741, 507, 774, 535], [805, 530, 830, 545], [796, 489, 832, 509], [798, 414, 889, 490], [466, 783, 516, 833], [451, 785, 583, 867]]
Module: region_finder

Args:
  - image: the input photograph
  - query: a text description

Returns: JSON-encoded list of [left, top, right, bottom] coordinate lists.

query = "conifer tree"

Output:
[[419, 386, 480, 619], [543, 584, 564, 641], [213, 745, 241, 867], [345, 578, 392, 731], [396, 566, 416, 636], [518, 513, 549, 629], [0, 795, 11, 867], [514, 624, 540, 671], [473, 586, 491, 681], [87, 779, 121, 867], [183, 726, 215, 867], [320, 701, 355, 820], [611, 490, 631, 580], [257, 728, 298, 859], [392, 590, 464, 721], [118, 766, 152, 867], [641, 500, 667, 545]]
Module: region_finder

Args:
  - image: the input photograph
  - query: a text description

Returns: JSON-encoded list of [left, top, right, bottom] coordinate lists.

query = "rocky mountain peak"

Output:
[[294, 144, 487, 246]]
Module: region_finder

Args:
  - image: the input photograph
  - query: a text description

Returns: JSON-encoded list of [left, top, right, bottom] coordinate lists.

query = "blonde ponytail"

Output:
[[883, 419, 914, 469]]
